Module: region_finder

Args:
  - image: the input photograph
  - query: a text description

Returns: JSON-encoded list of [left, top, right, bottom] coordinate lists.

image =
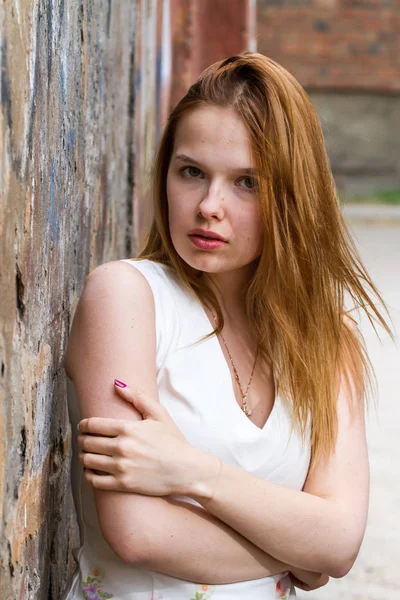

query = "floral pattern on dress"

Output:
[[276, 571, 292, 599], [81, 569, 114, 599], [190, 583, 215, 599]]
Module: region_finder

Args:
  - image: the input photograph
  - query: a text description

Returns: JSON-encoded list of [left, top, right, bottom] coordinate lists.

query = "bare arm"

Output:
[[110, 493, 326, 588], [65, 261, 297, 583], [102, 492, 291, 583], [187, 361, 369, 578]]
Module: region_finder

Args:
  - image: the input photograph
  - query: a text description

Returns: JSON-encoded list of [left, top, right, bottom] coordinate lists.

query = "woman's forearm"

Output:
[[187, 449, 364, 577], [120, 495, 290, 583]]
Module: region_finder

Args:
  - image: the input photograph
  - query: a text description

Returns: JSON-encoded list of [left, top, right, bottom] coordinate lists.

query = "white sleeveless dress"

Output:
[[62, 258, 311, 600]]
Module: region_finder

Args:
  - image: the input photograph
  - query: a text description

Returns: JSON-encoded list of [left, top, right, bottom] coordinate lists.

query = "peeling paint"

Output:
[[1, 2, 137, 597], [1, 41, 13, 130]]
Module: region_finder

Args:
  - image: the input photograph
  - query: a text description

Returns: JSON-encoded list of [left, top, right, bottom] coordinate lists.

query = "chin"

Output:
[[181, 255, 225, 273], [182, 252, 251, 277], [173, 246, 225, 273], [172, 237, 259, 275]]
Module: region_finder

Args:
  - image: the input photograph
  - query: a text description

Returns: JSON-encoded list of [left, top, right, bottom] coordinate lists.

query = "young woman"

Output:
[[62, 53, 390, 599]]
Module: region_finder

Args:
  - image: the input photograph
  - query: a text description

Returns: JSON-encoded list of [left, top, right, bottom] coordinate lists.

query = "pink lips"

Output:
[[189, 228, 227, 242], [189, 234, 226, 250]]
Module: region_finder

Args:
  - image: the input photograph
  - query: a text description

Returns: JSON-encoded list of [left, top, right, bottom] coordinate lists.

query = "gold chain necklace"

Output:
[[209, 309, 259, 418]]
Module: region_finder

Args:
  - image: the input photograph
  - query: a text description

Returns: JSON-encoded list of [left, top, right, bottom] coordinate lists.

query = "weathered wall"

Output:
[[0, 1, 137, 597], [134, 0, 172, 251], [0, 0, 253, 597]]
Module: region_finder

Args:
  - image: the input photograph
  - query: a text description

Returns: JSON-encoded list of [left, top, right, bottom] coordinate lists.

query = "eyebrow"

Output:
[[174, 153, 259, 176]]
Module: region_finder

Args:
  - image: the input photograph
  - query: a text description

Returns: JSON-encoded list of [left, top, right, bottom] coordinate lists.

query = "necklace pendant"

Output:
[[242, 403, 253, 417]]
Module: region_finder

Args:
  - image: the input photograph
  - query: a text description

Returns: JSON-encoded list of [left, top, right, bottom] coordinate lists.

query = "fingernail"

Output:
[[114, 379, 127, 388], [77, 423, 80, 432]]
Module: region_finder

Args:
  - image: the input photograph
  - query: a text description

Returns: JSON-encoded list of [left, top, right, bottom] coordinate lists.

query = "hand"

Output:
[[77, 382, 195, 496], [289, 567, 329, 591]]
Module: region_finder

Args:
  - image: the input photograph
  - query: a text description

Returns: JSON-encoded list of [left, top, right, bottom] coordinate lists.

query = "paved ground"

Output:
[[341, 203, 400, 226], [298, 221, 400, 599]]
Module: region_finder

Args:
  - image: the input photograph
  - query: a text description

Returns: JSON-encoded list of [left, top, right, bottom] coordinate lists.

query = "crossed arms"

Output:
[[64, 261, 369, 584]]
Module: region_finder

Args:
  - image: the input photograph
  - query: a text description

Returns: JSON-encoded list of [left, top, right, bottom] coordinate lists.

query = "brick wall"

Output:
[[170, 0, 255, 107], [257, 0, 400, 92]]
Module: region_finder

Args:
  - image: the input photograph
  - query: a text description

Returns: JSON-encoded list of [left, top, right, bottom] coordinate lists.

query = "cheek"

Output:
[[236, 208, 264, 257], [166, 175, 174, 211], [167, 180, 188, 237], [166, 177, 179, 223], [167, 174, 186, 209], [237, 205, 263, 240], [253, 218, 265, 252], [168, 192, 182, 224]]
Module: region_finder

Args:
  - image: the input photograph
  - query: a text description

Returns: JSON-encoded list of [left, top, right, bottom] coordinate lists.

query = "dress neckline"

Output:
[[123, 259, 282, 435], [191, 292, 280, 434], [143, 259, 280, 433]]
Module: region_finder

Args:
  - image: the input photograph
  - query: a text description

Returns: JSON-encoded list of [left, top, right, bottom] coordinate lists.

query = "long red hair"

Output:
[[136, 52, 391, 472]]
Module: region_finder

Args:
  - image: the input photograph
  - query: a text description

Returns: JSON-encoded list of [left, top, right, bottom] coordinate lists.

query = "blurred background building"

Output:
[[257, 0, 400, 198]]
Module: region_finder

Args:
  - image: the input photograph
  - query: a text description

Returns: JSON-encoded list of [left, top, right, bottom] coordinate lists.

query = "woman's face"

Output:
[[166, 105, 264, 278]]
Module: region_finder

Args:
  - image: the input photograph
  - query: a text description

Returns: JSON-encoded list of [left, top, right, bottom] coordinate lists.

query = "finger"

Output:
[[83, 469, 122, 491], [77, 434, 117, 456], [79, 452, 116, 474], [78, 417, 131, 436], [113, 383, 166, 421]]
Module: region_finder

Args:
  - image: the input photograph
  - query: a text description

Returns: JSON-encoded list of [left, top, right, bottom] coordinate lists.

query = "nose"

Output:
[[197, 184, 225, 220]]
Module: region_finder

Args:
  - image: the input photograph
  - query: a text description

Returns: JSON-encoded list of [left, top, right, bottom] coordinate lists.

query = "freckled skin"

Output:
[[167, 106, 264, 286]]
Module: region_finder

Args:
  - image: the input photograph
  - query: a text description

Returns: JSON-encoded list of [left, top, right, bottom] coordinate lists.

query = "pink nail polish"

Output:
[[114, 379, 127, 388]]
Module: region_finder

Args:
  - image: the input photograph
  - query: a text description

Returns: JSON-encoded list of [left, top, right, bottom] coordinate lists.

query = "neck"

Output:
[[201, 263, 255, 323]]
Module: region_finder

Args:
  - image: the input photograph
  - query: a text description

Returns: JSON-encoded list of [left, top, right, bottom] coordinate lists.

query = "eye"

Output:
[[237, 177, 257, 192], [181, 166, 203, 179]]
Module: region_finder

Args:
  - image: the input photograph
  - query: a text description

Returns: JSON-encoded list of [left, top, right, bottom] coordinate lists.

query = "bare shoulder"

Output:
[[63, 260, 163, 560], [64, 260, 158, 399], [84, 259, 153, 291]]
